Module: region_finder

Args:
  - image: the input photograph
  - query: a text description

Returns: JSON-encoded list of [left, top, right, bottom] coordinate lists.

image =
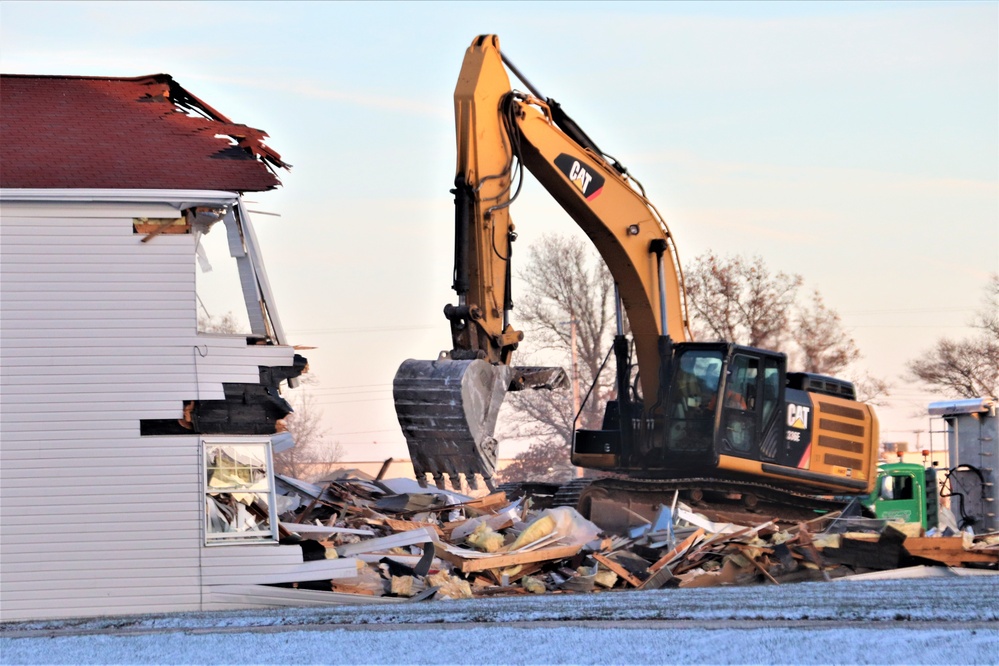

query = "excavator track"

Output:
[[552, 478, 593, 509], [571, 477, 857, 529]]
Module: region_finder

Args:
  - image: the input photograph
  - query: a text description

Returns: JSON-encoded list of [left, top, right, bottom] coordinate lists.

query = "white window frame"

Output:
[[203, 437, 279, 546]]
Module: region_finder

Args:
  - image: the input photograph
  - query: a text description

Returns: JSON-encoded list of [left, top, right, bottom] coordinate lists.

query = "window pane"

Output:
[[762, 360, 780, 425], [667, 350, 723, 453], [204, 442, 276, 544]]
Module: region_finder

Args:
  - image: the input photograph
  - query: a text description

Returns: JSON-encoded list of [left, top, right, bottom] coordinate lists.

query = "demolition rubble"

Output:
[[266, 472, 999, 601]]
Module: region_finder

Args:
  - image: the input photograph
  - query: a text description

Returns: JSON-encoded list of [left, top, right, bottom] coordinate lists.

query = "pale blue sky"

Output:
[[2, 1, 996, 459]]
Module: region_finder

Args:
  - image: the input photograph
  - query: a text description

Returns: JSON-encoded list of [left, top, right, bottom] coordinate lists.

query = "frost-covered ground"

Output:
[[2, 576, 997, 665]]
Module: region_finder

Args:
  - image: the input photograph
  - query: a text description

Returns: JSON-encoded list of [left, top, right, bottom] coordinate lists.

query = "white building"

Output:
[[0, 74, 357, 621]]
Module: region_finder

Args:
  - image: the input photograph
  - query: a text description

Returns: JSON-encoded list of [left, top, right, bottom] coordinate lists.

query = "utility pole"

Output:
[[560, 317, 583, 479], [570, 319, 580, 421], [569, 318, 583, 479]]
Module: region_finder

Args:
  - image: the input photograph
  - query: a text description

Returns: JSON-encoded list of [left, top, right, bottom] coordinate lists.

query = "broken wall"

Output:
[[0, 192, 302, 621]]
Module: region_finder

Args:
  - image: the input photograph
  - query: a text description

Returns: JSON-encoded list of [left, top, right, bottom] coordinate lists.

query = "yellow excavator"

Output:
[[394, 35, 879, 521]]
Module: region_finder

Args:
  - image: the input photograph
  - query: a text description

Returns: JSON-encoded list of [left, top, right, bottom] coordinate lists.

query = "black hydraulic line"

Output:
[[614, 334, 632, 429], [500, 53, 545, 100], [546, 99, 607, 163], [451, 175, 473, 297], [500, 52, 625, 175], [503, 228, 514, 326]]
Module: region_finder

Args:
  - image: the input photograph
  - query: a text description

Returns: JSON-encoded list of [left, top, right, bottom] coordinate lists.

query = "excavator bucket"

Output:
[[393, 359, 568, 490], [393, 359, 511, 490]]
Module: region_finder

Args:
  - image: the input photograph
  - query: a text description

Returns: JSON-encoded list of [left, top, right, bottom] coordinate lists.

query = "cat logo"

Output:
[[787, 403, 811, 430], [554, 154, 605, 201]]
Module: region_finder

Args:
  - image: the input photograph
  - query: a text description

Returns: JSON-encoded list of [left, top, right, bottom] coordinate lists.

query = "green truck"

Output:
[[866, 397, 997, 535], [866, 460, 940, 531]]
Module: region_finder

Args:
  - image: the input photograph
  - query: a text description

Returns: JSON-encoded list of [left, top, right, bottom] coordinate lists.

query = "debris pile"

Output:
[[271, 473, 999, 600]]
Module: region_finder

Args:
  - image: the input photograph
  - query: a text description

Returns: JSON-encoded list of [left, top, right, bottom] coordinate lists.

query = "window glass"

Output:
[[204, 441, 278, 544], [195, 209, 254, 334], [666, 350, 722, 453], [725, 355, 758, 411], [671, 350, 723, 416], [880, 474, 915, 501], [762, 359, 780, 425]]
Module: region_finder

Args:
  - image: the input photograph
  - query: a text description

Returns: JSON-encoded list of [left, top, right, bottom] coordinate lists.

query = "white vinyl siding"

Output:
[[0, 194, 305, 621]]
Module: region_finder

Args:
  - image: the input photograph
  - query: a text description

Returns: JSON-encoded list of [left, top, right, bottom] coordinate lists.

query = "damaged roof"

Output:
[[0, 73, 288, 191]]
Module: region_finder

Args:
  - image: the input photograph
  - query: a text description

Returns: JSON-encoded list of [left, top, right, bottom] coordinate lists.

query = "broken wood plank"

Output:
[[737, 546, 780, 585], [903, 537, 999, 567], [450, 492, 509, 513], [435, 543, 582, 573], [648, 528, 705, 574], [328, 582, 377, 596], [678, 520, 777, 566], [138, 217, 188, 241], [592, 553, 644, 588], [384, 518, 445, 538]]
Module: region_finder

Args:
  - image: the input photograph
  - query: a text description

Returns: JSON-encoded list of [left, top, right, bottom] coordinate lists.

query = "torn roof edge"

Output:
[[1, 72, 292, 173]]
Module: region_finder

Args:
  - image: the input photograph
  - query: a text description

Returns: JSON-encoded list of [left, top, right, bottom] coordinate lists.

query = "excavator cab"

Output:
[[573, 342, 789, 479]]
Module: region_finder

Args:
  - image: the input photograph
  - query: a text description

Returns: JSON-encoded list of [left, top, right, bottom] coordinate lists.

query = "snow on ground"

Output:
[[2, 577, 997, 665], [2, 626, 996, 665]]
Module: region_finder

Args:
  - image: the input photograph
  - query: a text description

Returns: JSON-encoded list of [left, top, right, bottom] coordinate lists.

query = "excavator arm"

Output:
[[394, 35, 691, 490]]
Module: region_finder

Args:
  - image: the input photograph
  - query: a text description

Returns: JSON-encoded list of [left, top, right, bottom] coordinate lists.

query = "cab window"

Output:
[[762, 359, 780, 425], [726, 355, 758, 411]]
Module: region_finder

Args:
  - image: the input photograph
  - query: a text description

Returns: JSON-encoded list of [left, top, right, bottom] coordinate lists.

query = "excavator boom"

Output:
[[394, 35, 689, 489]]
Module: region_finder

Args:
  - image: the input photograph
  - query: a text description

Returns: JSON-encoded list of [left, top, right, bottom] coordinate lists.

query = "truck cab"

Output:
[[866, 461, 939, 531]]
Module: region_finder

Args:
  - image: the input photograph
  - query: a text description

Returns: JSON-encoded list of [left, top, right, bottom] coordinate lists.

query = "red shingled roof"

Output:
[[0, 73, 288, 191]]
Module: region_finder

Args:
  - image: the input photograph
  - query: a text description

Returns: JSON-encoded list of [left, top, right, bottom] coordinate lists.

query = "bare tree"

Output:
[[685, 252, 802, 350], [851, 373, 892, 406], [497, 438, 575, 485], [685, 251, 885, 399], [199, 312, 342, 480], [274, 383, 345, 481], [197, 311, 242, 334], [793, 289, 861, 375], [906, 274, 999, 399], [497, 234, 617, 482]]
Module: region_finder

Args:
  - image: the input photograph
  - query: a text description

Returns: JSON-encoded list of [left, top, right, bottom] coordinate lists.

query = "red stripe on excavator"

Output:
[[586, 186, 603, 201], [797, 442, 811, 469]]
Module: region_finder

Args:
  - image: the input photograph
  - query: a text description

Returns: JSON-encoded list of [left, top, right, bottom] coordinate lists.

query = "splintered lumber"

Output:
[[592, 553, 644, 588], [648, 528, 705, 574], [328, 582, 377, 596], [737, 545, 780, 585], [448, 492, 509, 513], [385, 518, 445, 538], [435, 543, 582, 573], [903, 537, 999, 567], [681, 520, 777, 564]]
